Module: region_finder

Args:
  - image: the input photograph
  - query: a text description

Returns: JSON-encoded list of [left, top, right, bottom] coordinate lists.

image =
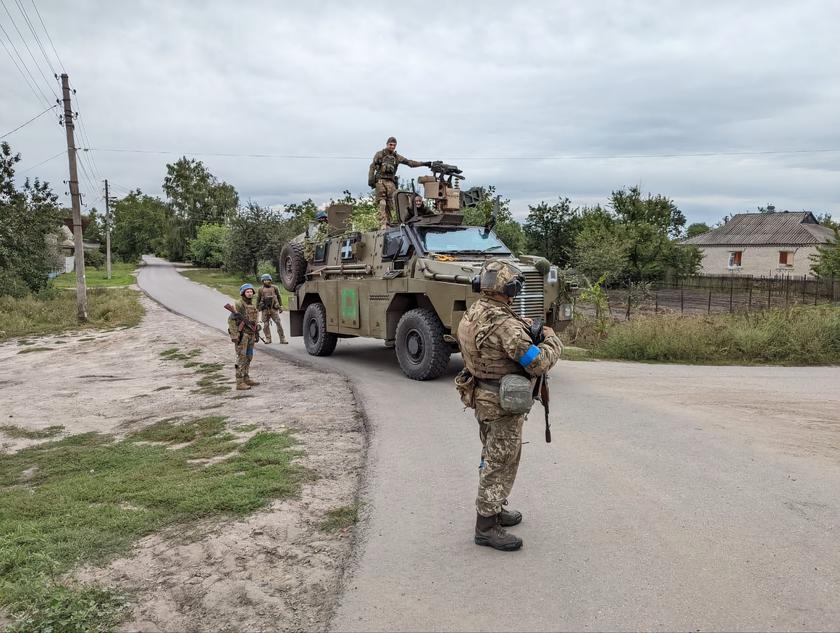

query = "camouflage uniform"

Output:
[[227, 295, 260, 388], [457, 263, 564, 519], [257, 283, 287, 344], [368, 146, 426, 227]]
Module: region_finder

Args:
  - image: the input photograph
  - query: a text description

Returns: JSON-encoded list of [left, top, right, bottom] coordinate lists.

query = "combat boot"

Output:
[[236, 381, 250, 391], [279, 338, 289, 344], [499, 507, 523, 527], [474, 513, 523, 551], [244, 376, 260, 386]]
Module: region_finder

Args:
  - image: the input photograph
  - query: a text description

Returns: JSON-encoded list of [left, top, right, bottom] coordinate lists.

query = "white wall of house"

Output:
[[698, 245, 820, 276], [64, 256, 74, 273]]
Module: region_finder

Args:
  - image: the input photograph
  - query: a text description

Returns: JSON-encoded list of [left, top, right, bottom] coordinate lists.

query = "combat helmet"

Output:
[[239, 283, 254, 295], [475, 260, 525, 298], [260, 273, 272, 282]]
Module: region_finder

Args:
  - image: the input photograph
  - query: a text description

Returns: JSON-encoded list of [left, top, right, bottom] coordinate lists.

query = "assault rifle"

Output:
[[224, 303, 265, 344], [528, 317, 551, 443]]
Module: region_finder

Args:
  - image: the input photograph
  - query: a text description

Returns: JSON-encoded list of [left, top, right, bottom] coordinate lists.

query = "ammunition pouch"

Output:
[[498, 374, 535, 415], [454, 368, 476, 409]]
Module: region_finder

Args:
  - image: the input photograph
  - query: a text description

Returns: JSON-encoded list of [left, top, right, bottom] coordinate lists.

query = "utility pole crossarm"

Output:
[[61, 73, 88, 321]]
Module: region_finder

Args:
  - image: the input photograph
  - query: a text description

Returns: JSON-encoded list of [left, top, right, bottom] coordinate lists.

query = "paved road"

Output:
[[138, 257, 840, 632]]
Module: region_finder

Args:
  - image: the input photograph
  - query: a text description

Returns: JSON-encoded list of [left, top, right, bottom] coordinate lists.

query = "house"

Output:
[[683, 211, 836, 277], [48, 219, 101, 274]]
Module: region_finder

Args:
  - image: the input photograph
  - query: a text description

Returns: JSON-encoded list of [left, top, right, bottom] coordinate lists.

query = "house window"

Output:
[[728, 251, 743, 269], [778, 251, 794, 268]]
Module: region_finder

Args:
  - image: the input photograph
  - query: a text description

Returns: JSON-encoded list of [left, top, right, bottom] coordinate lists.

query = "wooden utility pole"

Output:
[[60, 73, 87, 321], [104, 179, 112, 280]]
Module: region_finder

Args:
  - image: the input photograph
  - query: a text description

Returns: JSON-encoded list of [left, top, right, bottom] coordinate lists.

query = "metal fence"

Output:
[[574, 274, 840, 321]]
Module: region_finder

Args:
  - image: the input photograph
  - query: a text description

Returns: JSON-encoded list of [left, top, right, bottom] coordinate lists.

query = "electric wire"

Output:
[[81, 146, 840, 161], [0, 0, 57, 101], [29, 0, 63, 73], [0, 20, 50, 107], [12, 0, 55, 77], [0, 103, 57, 139], [18, 148, 64, 174]]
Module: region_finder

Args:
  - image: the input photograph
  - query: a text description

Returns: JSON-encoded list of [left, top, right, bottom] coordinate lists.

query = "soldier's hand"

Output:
[[368, 179, 375, 188], [542, 325, 556, 339], [423, 161, 432, 167]]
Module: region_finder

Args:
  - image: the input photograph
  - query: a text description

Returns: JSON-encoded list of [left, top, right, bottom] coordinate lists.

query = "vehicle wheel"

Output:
[[395, 308, 451, 380], [279, 242, 307, 292], [303, 302, 337, 356]]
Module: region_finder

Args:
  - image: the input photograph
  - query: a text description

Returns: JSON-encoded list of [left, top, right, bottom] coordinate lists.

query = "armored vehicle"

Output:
[[279, 162, 576, 380]]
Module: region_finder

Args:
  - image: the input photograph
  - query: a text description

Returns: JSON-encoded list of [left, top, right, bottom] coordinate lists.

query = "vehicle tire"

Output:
[[303, 302, 337, 357], [395, 308, 451, 380], [279, 242, 307, 292]]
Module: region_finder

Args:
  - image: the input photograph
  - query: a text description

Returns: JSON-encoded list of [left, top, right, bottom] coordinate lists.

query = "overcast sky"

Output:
[[2, 0, 838, 226]]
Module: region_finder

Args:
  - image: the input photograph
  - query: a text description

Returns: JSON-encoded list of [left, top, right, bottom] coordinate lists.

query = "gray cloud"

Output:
[[2, 0, 838, 227]]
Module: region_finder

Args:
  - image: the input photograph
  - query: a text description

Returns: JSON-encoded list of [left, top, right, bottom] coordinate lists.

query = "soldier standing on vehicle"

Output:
[[456, 260, 564, 551], [368, 137, 431, 228], [257, 273, 287, 344], [227, 283, 261, 390]]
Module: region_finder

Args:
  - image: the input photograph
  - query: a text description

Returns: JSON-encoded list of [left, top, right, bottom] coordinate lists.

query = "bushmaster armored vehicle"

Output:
[[279, 162, 576, 380]]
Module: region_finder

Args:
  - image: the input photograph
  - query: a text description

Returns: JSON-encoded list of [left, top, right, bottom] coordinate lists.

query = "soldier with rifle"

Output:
[[455, 260, 564, 551], [368, 136, 432, 228], [225, 283, 262, 390], [257, 273, 288, 344]]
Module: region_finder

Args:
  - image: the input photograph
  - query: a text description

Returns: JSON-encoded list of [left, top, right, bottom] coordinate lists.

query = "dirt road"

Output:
[[139, 257, 840, 632]]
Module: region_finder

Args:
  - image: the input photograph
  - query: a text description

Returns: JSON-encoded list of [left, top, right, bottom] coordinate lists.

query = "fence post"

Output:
[[625, 286, 632, 320], [748, 281, 753, 312], [814, 279, 819, 306], [708, 288, 712, 314], [654, 290, 658, 314], [729, 276, 734, 313], [768, 277, 772, 308], [801, 276, 806, 304], [680, 284, 684, 315]]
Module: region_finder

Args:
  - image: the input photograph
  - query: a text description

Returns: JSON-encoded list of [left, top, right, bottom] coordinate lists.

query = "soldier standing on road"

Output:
[[456, 260, 564, 551], [257, 273, 288, 344], [368, 137, 431, 228], [228, 283, 261, 390]]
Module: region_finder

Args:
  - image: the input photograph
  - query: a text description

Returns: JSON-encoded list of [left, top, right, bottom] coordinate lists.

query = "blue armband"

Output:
[[517, 344, 541, 368]]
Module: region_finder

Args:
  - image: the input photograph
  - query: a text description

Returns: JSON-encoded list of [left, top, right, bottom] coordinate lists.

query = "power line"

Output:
[[29, 0, 63, 73], [81, 146, 840, 161], [0, 20, 50, 107], [12, 0, 55, 77], [0, 0, 57, 101], [18, 148, 64, 174], [0, 103, 56, 139]]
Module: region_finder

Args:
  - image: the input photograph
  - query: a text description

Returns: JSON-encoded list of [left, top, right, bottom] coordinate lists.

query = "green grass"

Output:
[[180, 269, 290, 305], [0, 425, 64, 439], [0, 289, 144, 342], [319, 504, 359, 533], [159, 347, 230, 395], [0, 417, 310, 631], [17, 346, 54, 354], [591, 305, 840, 365], [52, 262, 137, 289]]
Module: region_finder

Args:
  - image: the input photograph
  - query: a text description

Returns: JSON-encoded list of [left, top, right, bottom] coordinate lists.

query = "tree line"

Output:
[[2, 138, 839, 299]]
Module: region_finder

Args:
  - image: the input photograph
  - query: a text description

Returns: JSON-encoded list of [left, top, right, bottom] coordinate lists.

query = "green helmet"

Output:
[[479, 260, 524, 298]]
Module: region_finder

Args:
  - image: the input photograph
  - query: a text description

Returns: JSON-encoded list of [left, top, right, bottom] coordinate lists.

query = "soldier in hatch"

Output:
[[227, 283, 261, 390], [368, 137, 431, 228], [456, 260, 564, 551], [257, 273, 287, 344]]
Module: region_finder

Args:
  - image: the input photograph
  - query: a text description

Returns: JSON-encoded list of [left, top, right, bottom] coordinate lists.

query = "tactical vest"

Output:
[[377, 152, 398, 180], [238, 297, 260, 326], [457, 298, 526, 380], [260, 284, 277, 309]]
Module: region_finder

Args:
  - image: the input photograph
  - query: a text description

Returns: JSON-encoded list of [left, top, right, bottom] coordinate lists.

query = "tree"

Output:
[[522, 198, 582, 266], [225, 202, 283, 275], [162, 157, 239, 260], [810, 229, 840, 278], [610, 185, 687, 238], [111, 190, 172, 262], [84, 208, 104, 242], [0, 142, 63, 295], [188, 223, 228, 267], [817, 213, 839, 231], [686, 222, 710, 238], [461, 186, 525, 254], [572, 206, 631, 283]]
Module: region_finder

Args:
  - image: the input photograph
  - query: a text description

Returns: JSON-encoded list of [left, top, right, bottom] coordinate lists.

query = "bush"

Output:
[[84, 249, 105, 269], [256, 260, 275, 277], [188, 223, 227, 268], [592, 306, 840, 365]]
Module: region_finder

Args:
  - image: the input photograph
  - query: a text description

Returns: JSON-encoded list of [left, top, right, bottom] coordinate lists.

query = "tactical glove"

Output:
[[423, 161, 432, 167], [368, 179, 375, 188]]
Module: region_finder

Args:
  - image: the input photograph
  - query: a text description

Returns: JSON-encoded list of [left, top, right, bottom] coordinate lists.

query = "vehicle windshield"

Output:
[[417, 227, 511, 255]]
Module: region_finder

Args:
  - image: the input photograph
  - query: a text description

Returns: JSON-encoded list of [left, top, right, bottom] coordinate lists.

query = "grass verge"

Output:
[[52, 262, 137, 289], [319, 504, 359, 533], [590, 305, 840, 365], [0, 416, 310, 632], [180, 269, 290, 305], [0, 289, 144, 342], [0, 425, 64, 439]]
